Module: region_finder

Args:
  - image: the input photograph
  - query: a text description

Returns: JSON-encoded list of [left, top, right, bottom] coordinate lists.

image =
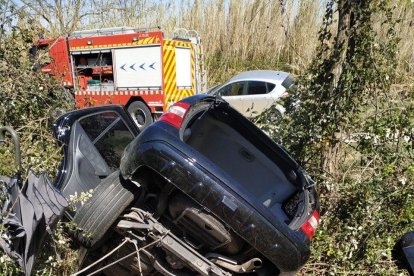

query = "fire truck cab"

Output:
[[36, 27, 206, 130]]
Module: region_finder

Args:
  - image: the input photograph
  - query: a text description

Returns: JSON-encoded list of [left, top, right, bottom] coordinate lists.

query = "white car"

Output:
[[208, 70, 294, 118]]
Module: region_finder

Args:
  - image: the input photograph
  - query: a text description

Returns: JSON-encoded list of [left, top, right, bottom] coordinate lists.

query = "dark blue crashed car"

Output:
[[53, 94, 320, 275]]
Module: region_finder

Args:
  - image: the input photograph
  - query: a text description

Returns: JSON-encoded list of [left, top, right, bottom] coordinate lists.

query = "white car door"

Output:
[[240, 81, 275, 117], [217, 81, 247, 114]]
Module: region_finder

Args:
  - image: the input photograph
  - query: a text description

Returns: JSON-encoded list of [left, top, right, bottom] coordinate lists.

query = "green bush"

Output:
[[258, 1, 414, 274], [0, 14, 76, 275]]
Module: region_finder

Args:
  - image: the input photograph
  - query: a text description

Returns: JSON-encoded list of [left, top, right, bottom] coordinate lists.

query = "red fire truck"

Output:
[[36, 27, 206, 129]]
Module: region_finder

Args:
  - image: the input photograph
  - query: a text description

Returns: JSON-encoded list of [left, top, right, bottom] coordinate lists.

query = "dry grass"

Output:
[[174, 0, 325, 82], [394, 4, 414, 76], [20, 0, 413, 85], [24, 0, 325, 84]]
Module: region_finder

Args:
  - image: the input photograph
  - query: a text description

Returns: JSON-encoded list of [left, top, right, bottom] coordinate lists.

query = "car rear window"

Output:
[[281, 75, 295, 89]]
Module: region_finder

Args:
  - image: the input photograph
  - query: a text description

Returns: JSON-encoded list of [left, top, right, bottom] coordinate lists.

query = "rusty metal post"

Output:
[[0, 126, 22, 174]]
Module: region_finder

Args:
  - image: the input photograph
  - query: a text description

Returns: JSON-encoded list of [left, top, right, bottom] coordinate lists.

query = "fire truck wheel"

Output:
[[127, 101, 153, 130]]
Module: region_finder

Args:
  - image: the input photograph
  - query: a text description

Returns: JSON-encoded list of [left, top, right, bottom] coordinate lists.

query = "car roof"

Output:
[[227, 70, 290, 84]]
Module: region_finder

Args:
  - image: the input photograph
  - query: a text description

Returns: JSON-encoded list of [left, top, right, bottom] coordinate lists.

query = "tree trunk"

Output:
[[321, 0, 355, 174], [328, 0, 353, 96]]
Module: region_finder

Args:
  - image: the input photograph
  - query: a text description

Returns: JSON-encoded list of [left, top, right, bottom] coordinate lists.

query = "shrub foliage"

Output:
[[261, 0, 414, 274], [0, 6, 75, 274], [0, 0, 413, 275]]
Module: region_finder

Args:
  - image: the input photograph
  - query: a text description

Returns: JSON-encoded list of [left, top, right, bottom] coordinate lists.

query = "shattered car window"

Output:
[[79, 111, 134, 170]]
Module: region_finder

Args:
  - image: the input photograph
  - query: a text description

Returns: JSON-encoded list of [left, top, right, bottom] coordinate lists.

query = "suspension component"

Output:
[[116, 208, 231, 276]]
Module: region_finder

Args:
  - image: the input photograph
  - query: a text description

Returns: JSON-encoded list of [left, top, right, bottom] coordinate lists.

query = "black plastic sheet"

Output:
[[0, 171, 68, 275]]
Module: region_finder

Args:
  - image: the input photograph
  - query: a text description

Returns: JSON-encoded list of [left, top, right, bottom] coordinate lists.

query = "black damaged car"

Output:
[[53, 94, 320, 275]]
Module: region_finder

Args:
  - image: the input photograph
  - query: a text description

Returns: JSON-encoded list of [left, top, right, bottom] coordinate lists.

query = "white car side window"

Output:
[[266, 82, 276, 93], [246, 81, 275, 95], [247, 81, 267, 95], [220, 82, 245, 96]]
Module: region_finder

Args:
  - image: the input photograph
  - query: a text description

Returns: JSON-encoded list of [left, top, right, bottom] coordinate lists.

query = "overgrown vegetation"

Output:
[[0, 3, 75, 274], [0, 0, 413, 274], [271, 0, 414, 274]]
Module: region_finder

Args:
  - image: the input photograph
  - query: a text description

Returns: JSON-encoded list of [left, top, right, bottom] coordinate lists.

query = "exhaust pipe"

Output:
[[240, 258, 263, 272], [207, 253, 263, 273]]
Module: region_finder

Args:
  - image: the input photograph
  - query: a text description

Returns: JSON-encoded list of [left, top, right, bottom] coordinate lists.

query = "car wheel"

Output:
[[269, 107, 283, 123], [127, 101, 153, 130], [255, 106, 283, 125], [73, 170, 137, 248]]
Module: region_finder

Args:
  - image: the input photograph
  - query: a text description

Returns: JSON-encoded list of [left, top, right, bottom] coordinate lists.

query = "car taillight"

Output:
[[159, 102, 190, 128], [300, 210, 320, 239], [280, 91, 289, 98]]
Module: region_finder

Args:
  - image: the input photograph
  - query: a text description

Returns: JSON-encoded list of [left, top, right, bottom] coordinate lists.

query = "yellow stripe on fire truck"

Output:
[[163, 41, 176, 108], [191, 44, 195, 95], [162, 40, 194, 109]]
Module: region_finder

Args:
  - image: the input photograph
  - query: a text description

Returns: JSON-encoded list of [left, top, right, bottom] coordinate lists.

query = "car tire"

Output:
[[73, 170, 137, 248], [254, 106, 283, 126], [127, 101, 153, 130], [269, 106, 283, 122]]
